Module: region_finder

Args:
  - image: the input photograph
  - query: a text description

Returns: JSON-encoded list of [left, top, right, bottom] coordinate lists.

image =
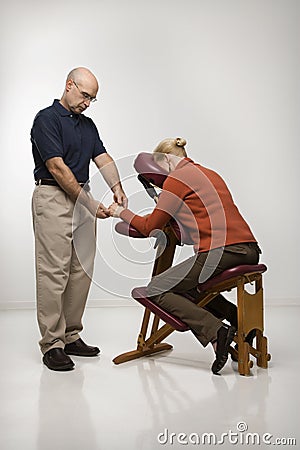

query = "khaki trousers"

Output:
[[147, 243, 261, 347], [32, 185, 96, 354]]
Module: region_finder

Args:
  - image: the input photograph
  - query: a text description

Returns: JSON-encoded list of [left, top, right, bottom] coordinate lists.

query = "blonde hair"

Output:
[[153, 137, 187, 162]]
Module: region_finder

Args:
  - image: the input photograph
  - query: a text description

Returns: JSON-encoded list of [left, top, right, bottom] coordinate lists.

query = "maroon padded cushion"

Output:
[[115, 221, 145, 238], [115, 220, 184, 245], [134, 152, 168, 188], [198, 264, 267, 292], [115, 219, 192, 246], [132, 286, 189, 332]]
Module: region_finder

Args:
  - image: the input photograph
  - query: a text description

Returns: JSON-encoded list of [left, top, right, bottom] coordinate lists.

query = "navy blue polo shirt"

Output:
[[31, 99, 107, 182]]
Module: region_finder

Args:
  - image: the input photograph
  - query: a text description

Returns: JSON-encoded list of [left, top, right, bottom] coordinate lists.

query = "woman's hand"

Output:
[[108, 202, 125, 218]]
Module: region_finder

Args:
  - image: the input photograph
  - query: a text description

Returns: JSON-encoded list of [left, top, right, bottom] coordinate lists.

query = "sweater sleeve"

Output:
[[119, 176, 185, 236]]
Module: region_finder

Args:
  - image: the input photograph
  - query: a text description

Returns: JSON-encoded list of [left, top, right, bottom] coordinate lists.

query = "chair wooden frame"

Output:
[[113, 225, 271, 376]]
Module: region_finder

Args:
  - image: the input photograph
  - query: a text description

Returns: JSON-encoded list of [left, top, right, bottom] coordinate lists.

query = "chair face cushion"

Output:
[[134, 153, 168, 188], [132, 287, 189, 332], [198, 264, 267, 292]]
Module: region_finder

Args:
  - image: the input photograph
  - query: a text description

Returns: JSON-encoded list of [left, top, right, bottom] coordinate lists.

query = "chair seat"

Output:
[[132, 287, 189, 332], [198, 264, 267, 292]]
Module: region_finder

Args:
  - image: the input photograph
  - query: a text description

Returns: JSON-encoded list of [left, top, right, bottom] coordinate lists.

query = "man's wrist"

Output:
[[111, 182, 123, 193]]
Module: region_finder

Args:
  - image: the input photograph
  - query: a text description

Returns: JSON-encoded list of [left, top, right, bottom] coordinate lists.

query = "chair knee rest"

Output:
[[132, 287, 189, 332]]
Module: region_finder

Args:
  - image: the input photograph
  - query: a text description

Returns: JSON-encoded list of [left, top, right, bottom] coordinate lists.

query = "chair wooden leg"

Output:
[[235, 275, 271, 375], [139, 308, 151, 349], [113, 315, 175, 365], [256, 330, 271, 368], [237, 341, 253, 376], [113, 343, 173, 365], [151, 314, 160, 336]]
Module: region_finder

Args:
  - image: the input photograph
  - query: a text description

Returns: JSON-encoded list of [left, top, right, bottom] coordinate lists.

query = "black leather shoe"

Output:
[[43, 348, 75, 371], [211, 325, 236, 374], [64, 338, 100, 357]]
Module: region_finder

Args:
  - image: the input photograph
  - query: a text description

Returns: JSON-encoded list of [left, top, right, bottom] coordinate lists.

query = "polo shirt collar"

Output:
[[53, 99, 75, 117]]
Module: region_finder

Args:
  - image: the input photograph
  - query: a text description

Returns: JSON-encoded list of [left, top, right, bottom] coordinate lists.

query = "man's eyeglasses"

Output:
[[72, 80, 97, 103]]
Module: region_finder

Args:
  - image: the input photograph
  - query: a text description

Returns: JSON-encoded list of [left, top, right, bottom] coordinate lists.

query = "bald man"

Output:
[[31, 67, 127, 371]]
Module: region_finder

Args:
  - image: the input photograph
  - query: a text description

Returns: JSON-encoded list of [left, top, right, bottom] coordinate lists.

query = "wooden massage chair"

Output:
[[112, 153, 271, 375]]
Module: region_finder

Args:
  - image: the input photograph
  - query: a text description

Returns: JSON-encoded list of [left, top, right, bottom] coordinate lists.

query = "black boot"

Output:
[[211, 325, 236, 374]]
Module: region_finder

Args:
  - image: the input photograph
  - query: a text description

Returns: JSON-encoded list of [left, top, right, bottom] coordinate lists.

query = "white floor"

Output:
[[0, 305, 299, 450]]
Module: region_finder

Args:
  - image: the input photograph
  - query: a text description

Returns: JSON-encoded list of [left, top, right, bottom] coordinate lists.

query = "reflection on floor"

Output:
[[0, 305, 299, 449]]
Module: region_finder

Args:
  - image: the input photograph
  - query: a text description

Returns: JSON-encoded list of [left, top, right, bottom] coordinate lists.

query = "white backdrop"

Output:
[[0, 0, 299, 307]]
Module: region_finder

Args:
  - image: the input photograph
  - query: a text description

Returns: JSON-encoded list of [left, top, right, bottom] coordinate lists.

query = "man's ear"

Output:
[[66, 79, 73, 92]]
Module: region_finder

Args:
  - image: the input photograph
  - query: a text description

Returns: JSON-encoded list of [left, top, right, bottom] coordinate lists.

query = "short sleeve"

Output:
[[31, 113, 63, 162]]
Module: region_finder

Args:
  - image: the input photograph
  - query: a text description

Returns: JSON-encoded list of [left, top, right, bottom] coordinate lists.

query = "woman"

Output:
[[108, 138, 261, 374]]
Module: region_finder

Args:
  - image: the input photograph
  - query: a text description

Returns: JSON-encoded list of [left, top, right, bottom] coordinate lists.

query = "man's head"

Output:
[[60, 67, 99, 114]]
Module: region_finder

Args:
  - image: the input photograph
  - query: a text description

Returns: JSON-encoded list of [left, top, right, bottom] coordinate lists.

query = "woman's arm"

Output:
[[109, 181, 184, 236]]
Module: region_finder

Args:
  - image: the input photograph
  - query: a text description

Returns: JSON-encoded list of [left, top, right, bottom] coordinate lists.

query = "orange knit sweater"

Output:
[[120, 158, 256, 252]]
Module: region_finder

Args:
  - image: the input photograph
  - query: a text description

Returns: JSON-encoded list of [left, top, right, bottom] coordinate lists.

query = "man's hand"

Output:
[[96, 203, 110, 219], [108, 202, 125, 218], [94, 153, 128, 208], [113, 186, 128, 208]]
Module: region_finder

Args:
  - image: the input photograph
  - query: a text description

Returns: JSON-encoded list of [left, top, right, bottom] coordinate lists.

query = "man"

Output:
[[31, 67, 127, 371]]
